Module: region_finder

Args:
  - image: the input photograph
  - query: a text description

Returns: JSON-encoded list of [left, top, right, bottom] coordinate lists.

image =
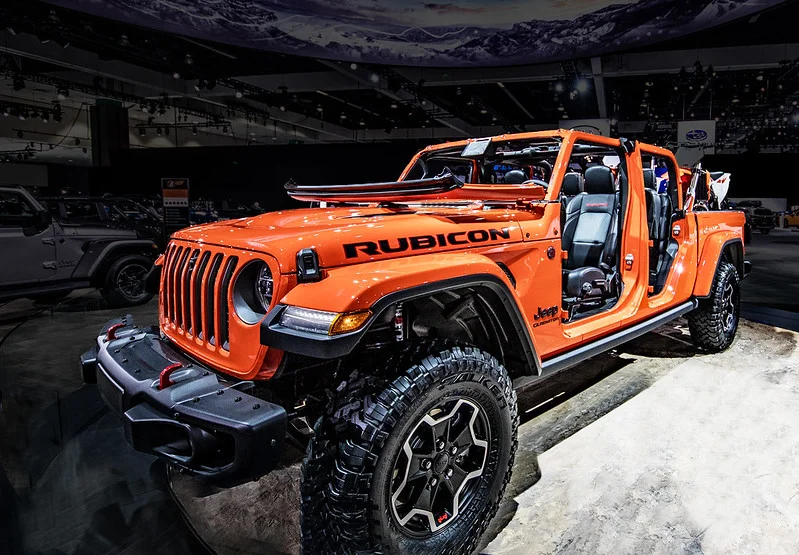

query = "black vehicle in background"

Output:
[[38, 195, 166, 249], [750, 207, 776, 234], [0, 187, 159, 307]]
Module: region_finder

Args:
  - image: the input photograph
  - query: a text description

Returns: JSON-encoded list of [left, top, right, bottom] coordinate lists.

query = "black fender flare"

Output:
[[261, 273, 541, 375], [74, 239, 159, 280]]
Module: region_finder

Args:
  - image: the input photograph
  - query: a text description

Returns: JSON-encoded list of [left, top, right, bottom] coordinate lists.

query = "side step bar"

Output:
[[515, 299, 698, 389]]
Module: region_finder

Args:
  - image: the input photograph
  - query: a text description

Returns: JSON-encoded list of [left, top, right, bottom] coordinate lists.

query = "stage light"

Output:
[[157, 127, 162, 136], [139, 128, 146, 137], [576, 79, 590, 93]]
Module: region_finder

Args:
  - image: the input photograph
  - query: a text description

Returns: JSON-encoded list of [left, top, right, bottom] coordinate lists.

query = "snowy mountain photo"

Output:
[[43, 0, 788, 66]]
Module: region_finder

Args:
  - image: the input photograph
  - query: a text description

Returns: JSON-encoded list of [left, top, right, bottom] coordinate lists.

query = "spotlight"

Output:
[[350, 63, 358, 70], [184, 53, 193, 65], [173, 72, 181, 79], [340, 113, 346, 120], [235, 90, 243, 99], [222, 126, 228, 134], [19, 111, 27, 121], [41, 112, 49, 123], [139, 127, 146, 137], [576, 78, 590, 93], [390, 102, 398, 109], [164, 127, 170, 136], [1, 106, 8, 117], [141, 103, 150, 113], [49, 144, 55, 150], [194, 80, 205, 92], [554, 82, 565, 93], [480, 108, 488, 114], [192, 126, 198, 135], [456, 87, 462, 96], [358, 118, 365, 126], [316, 104, 323, 112], [279, 105, 286, 112], [157, 127, 162, 136], [369, 73, 380, 84], [119, 34, 129, 47]]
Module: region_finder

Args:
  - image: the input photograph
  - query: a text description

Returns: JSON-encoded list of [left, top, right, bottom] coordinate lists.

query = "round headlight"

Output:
[[255, 264, 273, 310], [232, 261, 274, 325]]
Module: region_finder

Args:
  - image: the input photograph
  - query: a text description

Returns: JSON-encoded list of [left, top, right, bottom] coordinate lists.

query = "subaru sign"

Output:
[[686, 129, 709, 143]]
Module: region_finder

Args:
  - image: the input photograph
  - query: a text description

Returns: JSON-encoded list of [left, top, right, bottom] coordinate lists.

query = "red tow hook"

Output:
[[159, 363, 183, 390], [106, 323, 126, 341]]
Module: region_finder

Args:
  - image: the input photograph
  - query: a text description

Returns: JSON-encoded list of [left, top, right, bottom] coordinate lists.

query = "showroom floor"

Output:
[[1, 229, 798, 554]]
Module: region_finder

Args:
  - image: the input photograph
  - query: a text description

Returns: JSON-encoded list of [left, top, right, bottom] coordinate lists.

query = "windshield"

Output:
[[403, 138, 563, 186]]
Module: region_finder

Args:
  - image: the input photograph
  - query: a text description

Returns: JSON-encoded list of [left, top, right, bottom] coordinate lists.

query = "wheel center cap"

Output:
[[433, 453, 450, 474]]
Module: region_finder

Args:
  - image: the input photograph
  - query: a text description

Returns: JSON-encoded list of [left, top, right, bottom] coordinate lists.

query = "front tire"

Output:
[[318, 345, 518, 555], [101, 254, 154, 308], [687, 261, 740, 352]]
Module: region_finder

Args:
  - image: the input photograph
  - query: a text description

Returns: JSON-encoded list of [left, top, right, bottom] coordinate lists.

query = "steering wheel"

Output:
[[522, 178, 549, 191]]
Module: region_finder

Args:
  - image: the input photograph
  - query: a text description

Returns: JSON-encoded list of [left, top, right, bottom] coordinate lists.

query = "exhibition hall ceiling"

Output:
[[44, 0, 790, 67]]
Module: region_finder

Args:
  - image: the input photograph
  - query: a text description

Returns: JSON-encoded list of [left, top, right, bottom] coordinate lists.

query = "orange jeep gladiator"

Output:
[[82, 130, 749, 555]]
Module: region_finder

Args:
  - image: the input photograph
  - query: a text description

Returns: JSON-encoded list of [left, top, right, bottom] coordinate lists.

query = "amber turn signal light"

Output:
[[330, 310, 372, 335]]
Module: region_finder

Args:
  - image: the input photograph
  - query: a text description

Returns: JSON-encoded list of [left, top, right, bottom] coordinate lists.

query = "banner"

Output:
[[560, 119, 611, 137], [44, 1, 787, 68], [161, 177, 190, 235]]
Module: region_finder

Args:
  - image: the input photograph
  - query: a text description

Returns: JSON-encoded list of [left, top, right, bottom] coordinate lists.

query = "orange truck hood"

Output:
[[171, 206, 528, 273]]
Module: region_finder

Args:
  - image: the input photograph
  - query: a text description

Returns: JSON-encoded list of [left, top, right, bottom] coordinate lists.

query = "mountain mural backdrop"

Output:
[[45, 0, 787, 67]]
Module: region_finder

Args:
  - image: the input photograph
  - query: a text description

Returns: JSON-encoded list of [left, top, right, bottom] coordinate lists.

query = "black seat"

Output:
[[561, 166, 619, 299], [643, 169, 660, 274], [561, 172, 583, 206], [504, 169, 527, 184]]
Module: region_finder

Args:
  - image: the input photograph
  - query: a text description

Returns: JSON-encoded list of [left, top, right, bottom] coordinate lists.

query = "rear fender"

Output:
[[693, 234, 744, 298]]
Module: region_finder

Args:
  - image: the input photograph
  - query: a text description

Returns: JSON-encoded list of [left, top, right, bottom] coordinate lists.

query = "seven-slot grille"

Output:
[[161, 242, 238, 350]]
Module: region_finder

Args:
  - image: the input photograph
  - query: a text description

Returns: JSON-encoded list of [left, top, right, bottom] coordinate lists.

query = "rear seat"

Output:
[[644, 168, 674, 288]]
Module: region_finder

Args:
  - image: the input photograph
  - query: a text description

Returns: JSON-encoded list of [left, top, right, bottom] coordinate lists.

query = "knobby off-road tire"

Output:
[[101, 254, 154, 308], [687, 260, 740, 353], [301, 343, 518, 555]]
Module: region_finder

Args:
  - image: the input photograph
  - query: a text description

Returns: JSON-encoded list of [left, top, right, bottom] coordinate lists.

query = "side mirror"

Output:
[[36, 209, 52, 229]]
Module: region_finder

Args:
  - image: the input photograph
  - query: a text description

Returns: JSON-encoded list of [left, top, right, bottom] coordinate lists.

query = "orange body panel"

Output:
[[163, 130, 745, 381]]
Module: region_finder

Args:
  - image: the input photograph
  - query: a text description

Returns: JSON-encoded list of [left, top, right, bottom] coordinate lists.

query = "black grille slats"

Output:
[[161, 243, 241, 353]]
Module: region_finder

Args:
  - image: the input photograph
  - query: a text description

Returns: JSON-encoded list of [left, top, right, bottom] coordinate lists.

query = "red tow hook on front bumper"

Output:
[[159, 363, 182, 390]]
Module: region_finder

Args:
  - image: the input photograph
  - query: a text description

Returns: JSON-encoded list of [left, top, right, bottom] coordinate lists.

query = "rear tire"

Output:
[[687, 261, 740, 353], [313, 344, 517, 555], [101, 254, 154, 308]]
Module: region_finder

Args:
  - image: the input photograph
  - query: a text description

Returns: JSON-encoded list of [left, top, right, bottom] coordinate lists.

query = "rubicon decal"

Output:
[[343, 228, 511, 259]]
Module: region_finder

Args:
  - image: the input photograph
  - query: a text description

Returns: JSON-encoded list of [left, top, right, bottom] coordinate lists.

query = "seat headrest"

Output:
[[584, 166, 614, 194], [562, 172, 583, 196], [504, 169, 527, 184], [643, 169, 656, 190]]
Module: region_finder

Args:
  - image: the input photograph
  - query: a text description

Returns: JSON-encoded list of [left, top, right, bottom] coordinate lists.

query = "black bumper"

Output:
[[81, 316, 287, 487]]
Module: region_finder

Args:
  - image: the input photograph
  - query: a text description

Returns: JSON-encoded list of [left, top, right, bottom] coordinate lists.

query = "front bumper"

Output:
[[81, 316, 287, 487]]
